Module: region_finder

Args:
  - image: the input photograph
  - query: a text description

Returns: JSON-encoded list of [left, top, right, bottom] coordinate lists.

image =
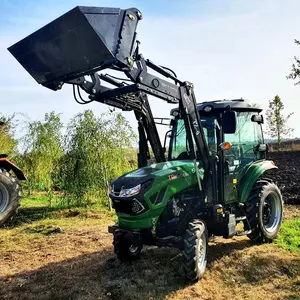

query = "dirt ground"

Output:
[[0, 204, 299, 300], [268, 151, 300, 205]]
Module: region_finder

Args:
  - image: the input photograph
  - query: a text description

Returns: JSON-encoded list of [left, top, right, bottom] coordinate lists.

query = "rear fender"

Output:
[[238, 160, 277, 203], [0, 158, 26, 180]]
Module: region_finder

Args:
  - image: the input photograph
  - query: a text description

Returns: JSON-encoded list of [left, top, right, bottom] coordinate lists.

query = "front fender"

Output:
[[238, 160, 277, 203], [0, 158, 27, 180]]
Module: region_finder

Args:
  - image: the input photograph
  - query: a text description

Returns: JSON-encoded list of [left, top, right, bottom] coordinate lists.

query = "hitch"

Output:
[[108, 225, 141, 244]]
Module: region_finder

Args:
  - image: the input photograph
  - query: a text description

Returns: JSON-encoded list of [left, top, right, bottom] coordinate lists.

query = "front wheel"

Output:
[[245, 179, 283, 243], [183, 219, 208, 282], [113, 231, 143, 261]]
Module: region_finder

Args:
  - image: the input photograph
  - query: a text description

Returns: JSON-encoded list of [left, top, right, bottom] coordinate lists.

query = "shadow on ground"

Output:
[[4, 206, 62, 228]]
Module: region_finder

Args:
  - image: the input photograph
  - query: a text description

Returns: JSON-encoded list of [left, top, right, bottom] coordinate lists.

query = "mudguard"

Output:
[[237, 160, 277, 203], [0, 158, 26, 180]]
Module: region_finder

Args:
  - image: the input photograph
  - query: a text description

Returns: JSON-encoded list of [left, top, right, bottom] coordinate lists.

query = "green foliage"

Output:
[[18, 112, 63, 193], [276, 218, 300, 255], [59, 110, 137, 207], [265, 95, 293, 145], [0, 114, 18, 156], [287, 39, 300, 85]]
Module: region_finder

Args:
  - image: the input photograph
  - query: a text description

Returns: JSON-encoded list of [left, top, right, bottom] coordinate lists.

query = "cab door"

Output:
[[223, 111, 264, 203]]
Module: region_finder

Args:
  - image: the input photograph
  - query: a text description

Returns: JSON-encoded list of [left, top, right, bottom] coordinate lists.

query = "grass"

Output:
[[5, 192, 115, 227], [0, 196, 299, 300], [276, 218, 300, 255]]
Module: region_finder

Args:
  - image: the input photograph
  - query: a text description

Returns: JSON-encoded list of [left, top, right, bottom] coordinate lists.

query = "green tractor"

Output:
[[9, 6, 283, 281]]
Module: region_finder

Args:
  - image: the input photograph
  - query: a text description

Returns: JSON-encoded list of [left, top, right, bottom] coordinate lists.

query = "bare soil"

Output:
[[268, 151, 300, 205]]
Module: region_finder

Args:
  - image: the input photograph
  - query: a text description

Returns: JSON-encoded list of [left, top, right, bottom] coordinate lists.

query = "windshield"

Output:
[[170, 117, 218, 160], [170, 119, 188, 160]]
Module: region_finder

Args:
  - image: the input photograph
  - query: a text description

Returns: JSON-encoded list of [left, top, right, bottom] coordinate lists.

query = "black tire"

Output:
[[0, 169, 21, 226], [113, 230, 143, 261], [183, 220, 208, 282], [244, 179, 283, 243]]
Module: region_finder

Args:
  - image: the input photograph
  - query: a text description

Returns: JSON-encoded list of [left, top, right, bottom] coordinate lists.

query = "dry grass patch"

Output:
[[0, 196, 299, 300]]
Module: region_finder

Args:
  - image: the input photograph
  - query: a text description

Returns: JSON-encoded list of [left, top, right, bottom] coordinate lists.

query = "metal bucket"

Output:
[[8, 6, 141, 90]]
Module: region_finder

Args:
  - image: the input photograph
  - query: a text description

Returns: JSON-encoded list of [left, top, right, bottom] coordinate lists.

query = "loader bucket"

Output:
[[8, 6, 141, 90]]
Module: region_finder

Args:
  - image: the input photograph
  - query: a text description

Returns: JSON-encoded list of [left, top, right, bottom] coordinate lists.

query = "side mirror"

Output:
[[223, 111, 237, 134], [255, 143, 268, 152], [251, 114, 264, 124]]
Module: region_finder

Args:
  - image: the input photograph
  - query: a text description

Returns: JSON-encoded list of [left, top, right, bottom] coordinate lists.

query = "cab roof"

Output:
[[170, 98, 262, 116], [198, 99, 262, 112]]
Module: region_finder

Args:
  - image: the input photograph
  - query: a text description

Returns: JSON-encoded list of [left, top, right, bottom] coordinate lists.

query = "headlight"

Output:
[[110, 185, 114, 194], [120, 184, 141, 197], [203, 105, 213, 112]]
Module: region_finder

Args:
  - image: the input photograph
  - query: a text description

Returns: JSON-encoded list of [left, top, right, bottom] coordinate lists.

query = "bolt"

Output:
[[136, 11, 143, 20], [92, 89, 96, 94], [127, 14, 135, 21], [127, 56, 134, 68]]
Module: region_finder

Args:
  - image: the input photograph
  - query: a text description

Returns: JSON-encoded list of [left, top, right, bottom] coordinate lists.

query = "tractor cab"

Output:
[[169, 98, 266, 203]]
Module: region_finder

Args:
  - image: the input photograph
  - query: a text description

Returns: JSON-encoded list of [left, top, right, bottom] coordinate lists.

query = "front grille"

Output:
[[113, 199, 145, 215]]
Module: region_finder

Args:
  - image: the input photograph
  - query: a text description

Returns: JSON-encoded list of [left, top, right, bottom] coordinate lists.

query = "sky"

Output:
[[1, 0, 300, 143]]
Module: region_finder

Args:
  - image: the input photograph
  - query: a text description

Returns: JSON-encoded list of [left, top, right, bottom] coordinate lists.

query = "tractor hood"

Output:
[[110, 160, 201, 193]]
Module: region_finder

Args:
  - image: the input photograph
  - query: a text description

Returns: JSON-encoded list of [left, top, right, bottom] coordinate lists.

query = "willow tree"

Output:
[[60, 110, 137, 207], [20, 112, 63, 194]]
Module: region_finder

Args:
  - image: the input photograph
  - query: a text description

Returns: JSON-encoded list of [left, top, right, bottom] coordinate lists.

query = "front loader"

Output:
[[8, 6, 283, 281]]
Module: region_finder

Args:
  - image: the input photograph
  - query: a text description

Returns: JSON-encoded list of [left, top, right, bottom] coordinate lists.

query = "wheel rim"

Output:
[[129, 244, 140, 254], [197, 233, 207, 272], [0, 182, 9, 213], [262, 191, 282, 233]]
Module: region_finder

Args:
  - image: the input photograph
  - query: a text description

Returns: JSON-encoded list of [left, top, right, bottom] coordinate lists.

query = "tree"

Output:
[[60, 110, 137, 207], [265, 95, 294, 147], [0, 114, 18, 156], [19, 112, 63, 194], [287, 39, 300, 84]]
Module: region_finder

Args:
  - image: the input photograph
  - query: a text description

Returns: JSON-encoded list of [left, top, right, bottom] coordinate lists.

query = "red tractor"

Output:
[[0, 155, 26, 226], [0, 121, 26, 226]]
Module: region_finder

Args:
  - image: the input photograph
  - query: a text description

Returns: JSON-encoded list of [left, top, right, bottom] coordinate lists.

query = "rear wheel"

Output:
[[0, 169, 21, 226], [245, 179, 283, 243], [183, 219, 208, 282], [113, 231, 143, 261]]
